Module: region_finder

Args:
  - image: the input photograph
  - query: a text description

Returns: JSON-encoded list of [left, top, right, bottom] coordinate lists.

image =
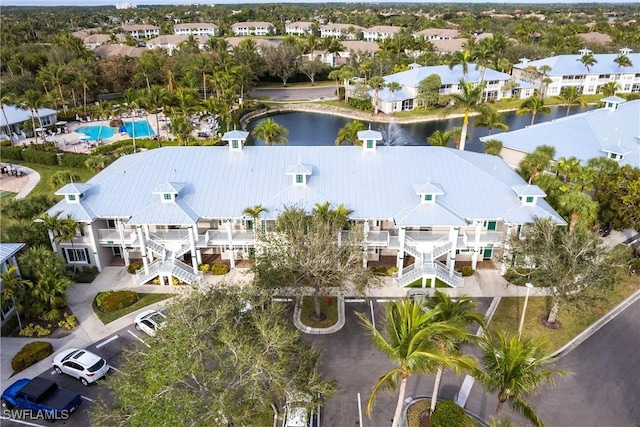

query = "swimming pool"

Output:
[[124, 120, 155, 138], [76, 125, 115, 141]]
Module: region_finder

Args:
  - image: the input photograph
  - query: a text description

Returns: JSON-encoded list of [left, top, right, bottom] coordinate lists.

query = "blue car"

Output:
[[1, 377, 82, 421]]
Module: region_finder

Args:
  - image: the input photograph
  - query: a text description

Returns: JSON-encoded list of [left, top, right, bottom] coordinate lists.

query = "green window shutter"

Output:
[[487, 221, 497, 231], [367, 140, 373, 148], [424, 194, 432, 201], [232, 140, 238, 149], [296, 174, 303, 183], [164, 193, 172, 200], [525, 196, 534, 203], [68, 194, 76, 201]]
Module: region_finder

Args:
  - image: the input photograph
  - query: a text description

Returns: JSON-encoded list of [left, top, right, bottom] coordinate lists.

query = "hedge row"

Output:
[[59, 153, 88, 168], [21, 149, 58, 165], [11, 341, 54, 372]]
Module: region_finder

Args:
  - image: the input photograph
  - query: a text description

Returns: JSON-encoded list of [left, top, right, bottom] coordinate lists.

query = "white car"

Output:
[[283, 393, 320, 427], [52, 348, 110, 386], [134, 309, 167, 337]]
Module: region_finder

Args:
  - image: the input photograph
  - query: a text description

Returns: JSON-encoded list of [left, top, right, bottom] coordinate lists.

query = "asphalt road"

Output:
[[464, 297, 640, 427], [250, 86, 335, 101]]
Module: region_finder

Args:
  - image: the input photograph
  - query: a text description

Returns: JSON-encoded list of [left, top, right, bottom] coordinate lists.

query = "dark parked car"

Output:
[[1, 377, 82, 421]]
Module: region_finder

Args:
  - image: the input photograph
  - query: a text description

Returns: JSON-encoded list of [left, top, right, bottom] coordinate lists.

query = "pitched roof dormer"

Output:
[[221, 129, 250, 151], [357, 129, 383, 151], [512, 184, 546, 205], [413, 181, 444, 204], [286, 162, 312, 185], [55, 183, 91, 203], [153, 182, 184, 203], [601, 95, 626, 111]]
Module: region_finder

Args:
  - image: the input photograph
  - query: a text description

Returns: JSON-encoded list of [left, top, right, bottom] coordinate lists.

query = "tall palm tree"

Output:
[[356, 299, 464, 427], [427, 129, 454, 147], [449, 50, 472, 81], [600, 82, 620, 97], [517, 95, 550, 126], [537, 65, 552, 99], [242, 205, 269, 235], [56, 215, 83, 274], [141, 85, 169, 142], [387, 81, 403, 112], [251, 118, 288, 146], [368, 76, 386, 115], [20, 89, 47, 143], [445, 80, 486, 150], [0, 92, 16, 142], [168, 114, 194, 146], [475, 332, 571, 426], [577, 52, 597, 73], [122, 88, 140, 152], [193, 55, 213, 100], [327, 69, 343, 100], [559, 87, 586, 116], [335, 120, 365, 146], [338, 66, 357, 103], [37, 212, 65, 252], [613, 54, 633, 69], [425, 292, 483, 416], [474, 106, 509, 135]]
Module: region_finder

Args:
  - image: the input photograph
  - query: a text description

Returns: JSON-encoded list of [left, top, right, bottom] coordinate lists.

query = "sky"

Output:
[[3, 0, 639, 5]]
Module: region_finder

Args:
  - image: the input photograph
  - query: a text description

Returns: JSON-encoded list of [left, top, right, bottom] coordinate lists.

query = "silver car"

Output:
[[52, 348, 109, 386], [134, 309, 167, 337]]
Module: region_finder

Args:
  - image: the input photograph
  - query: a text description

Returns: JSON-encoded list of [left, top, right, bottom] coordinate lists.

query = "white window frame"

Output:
[[64, 248, 90, 264]]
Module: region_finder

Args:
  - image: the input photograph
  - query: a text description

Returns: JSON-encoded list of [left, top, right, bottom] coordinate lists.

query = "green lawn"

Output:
[[300, 296, 339, 328], [405, 277, 450, 288], [92, 293, 174, 324], [8, 161, 95, 198], [488, 272, 640, 351]]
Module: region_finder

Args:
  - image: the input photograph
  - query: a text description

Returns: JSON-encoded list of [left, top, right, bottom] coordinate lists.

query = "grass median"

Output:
[[93, 293, 174, 325]]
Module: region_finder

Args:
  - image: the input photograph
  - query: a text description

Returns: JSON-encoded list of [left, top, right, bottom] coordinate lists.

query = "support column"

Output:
[[500, 225, 514, 276], [448, 227, 459, 275], [87, 223, 102, 272], [226, 219, 235, 269], [189, 226, 198, 273], [117, 219, 130, 266], [396, 227, 406, 277], [471, 221, 482, 270], [137, 226, 149, 272], [362, 220, 369, 268]]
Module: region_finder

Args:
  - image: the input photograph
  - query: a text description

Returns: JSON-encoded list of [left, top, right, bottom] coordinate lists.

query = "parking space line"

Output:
[[81, 395, 94, 402], [127, 329, 150, 348], [369, 300, 376, 329], [96, 334, 119, 349], [109, 366, 121, 373], [357, 393, 364, 427]]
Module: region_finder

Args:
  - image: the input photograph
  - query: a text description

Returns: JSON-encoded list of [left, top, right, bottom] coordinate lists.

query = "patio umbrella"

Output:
[[34, 127, 45, 132], [55, 121, 67, 126]]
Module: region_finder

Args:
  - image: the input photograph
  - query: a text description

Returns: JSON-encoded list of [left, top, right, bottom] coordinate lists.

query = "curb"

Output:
[[399, 396, 489, 427], [551, 288, 640, 358], [293, 296, 345, 335]]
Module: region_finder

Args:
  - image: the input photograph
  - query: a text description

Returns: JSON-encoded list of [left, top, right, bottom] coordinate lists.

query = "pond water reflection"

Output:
[[246, 105, 594, 152]]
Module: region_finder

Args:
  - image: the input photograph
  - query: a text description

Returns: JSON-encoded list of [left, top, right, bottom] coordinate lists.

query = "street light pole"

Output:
[[518, 282, 534, 340]]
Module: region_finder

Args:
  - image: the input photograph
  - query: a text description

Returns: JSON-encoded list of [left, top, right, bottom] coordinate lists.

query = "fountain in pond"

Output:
[[377, 119, 413, 146]]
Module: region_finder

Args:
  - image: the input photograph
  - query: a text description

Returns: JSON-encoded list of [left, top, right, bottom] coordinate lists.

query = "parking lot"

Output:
[[2, 298, 492, 427]]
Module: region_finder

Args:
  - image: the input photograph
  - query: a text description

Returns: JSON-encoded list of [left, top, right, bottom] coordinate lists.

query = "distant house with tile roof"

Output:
[[319, 23, 365, 40], [93, 44, 146, 59], [173, 23, 219, 38], [362, 25, 403, 42], [415, 28, 460, 40], [578, 31, 613, 46], [146, 35, 208, 55], [355, 63, 533, 114], [480, 97, 640, 169], [512, 48, 640, 97], [45, 134, 564, 288]]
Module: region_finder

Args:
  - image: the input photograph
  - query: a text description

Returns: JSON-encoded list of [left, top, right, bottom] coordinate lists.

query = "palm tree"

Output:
[[559, 87, 586, 116], [18, 245, 67, 284], [168, 114, 194, 146], [0, 92, 16, 142], [31, 273, 72, 312], [56, 215, 83, 274], [424, 291, 483, 416], [328, 69, 343, 100], [37, 212, 65, 252], [613, 53, 632, 69], [517, 95, 550, 126], [537, 65, 552, 98], [251, 118, 288, 146], [368, 76, 386, 115], [474, 106, 509, 135], [20, 89, 47, 143], [387, 81, 403, 112], [427, 129, 454, 147], [519, 145, 556, 184], [600, 82, 620, 97], [193, 55, 212, 100], [338, 66, 357, 103], [335, 120, 365, 146], [356, 299, 464, 427], [483, 139, 503, 156], [141, 85, 169, 142], [557, 189, 598, 235], [475, 332, 571, 426], [445, 80, 486, 150], [577, 52, 597, 73], [122, 88, 140, 152], [449, 50, 472, 81], [242, 205, 269, 235], [1, 266, 32, 329]]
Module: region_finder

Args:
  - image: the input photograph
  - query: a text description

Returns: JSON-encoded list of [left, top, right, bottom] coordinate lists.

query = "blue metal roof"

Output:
[[0, 243, 25, 263], [0, 105, 57, 127], [47, 146, 565, 227], [513, 53, 640, 75], [384, 64, 513, 88], [480, 100, 640, 168]]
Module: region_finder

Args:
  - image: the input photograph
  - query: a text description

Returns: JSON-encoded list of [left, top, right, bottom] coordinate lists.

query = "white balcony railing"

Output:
[[97, 229, 138, 245]]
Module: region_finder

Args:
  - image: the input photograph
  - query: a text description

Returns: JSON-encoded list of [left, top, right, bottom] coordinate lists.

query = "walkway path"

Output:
[[0, 165, 40, 199]]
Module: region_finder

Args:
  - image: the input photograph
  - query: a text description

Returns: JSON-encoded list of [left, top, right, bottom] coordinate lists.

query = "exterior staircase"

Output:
[[395, 240, 463, 288]]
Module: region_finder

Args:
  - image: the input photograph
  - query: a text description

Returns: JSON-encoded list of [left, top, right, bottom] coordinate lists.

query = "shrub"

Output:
[[1, 316, 19, 337], [198, 263, 211, 273], [98, 290, 139, 312], [58, 312, 78, 330], [21, 149, 58, 165], [19, 323, 52, 337], [59, 153, 89, 168], [0, 146, 24, 161], [11, 341, 54, 372], [431, 400, 474, 427], [460, 266, 474, 276], [72, 266, 99, 283], [371, 266, 399, 276], [42, 309, 62, 322], [211, 262, 229, 275], [127, 262, 142, 274]]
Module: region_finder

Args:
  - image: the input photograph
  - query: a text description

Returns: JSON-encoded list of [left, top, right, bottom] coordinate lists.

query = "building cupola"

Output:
[[55, 183, 91, 204], [153, 182, 184, 203], [286, 162, 312, 185], [600, 95, 626, 111], [357, 128, 383, 151], [413, 178, 444, 204], [222, 129, 250, 151], [512, 184, 546, 205]]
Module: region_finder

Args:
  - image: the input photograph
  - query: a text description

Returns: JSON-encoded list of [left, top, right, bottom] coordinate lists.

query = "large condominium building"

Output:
[[120, 25, 160, 39], [173, 23, 219, 38], [319, 23, 365, 40], [231, 22, 275, 36], [512, 48, 640, 97], [45, 131, 564, 289], [285, 22, 314, 36]]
